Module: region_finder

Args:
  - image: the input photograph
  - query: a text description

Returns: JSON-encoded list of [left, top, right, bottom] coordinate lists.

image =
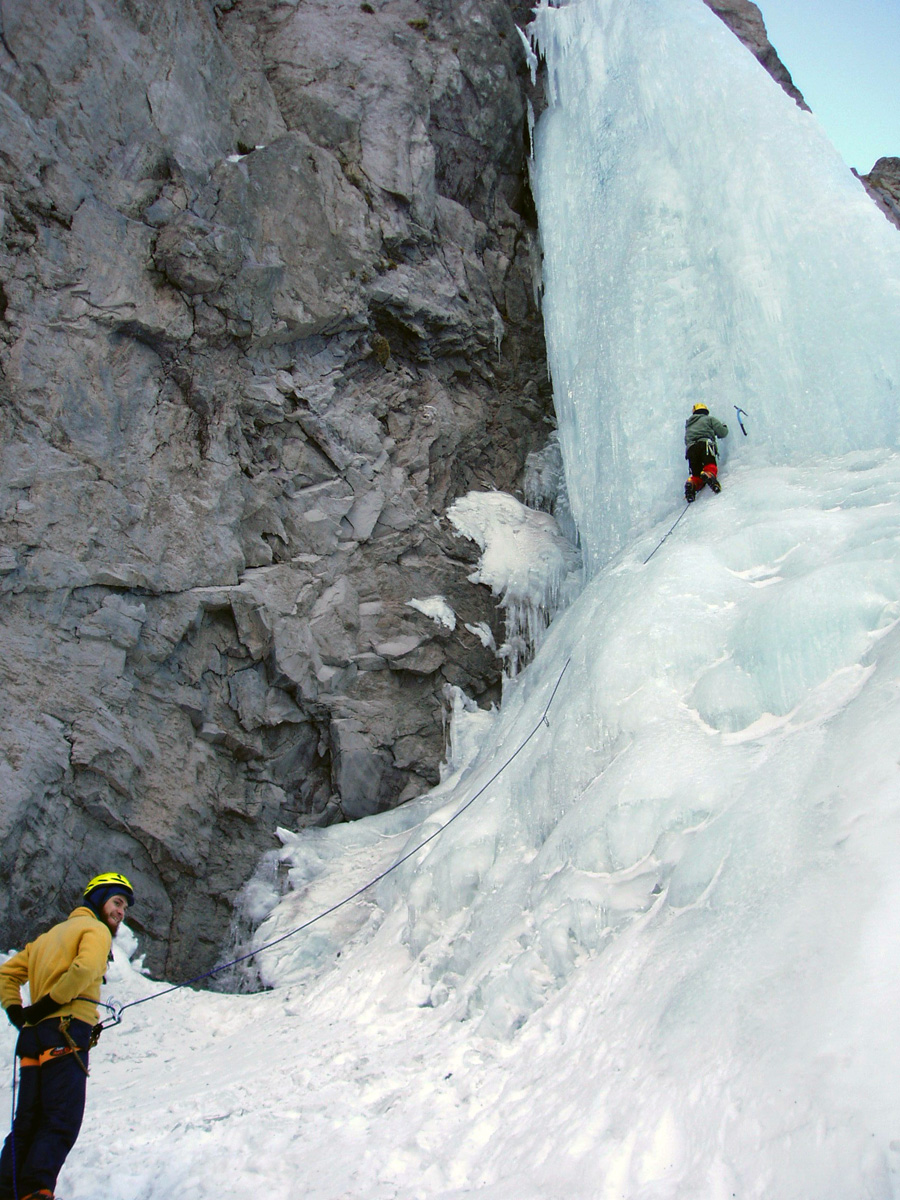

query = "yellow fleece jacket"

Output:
[[0, 906, 112, 1026]]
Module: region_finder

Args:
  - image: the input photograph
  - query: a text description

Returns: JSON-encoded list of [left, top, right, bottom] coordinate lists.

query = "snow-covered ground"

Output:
[[6, 453, 900, 1200], [5, 0, 900, 1195]]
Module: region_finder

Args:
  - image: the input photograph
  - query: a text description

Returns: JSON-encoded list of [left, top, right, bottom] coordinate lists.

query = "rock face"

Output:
[[0, 0, 550, 976], [0, 0, 889, 979], [702, 0, 808, 110], [860, 159, 900, 231]]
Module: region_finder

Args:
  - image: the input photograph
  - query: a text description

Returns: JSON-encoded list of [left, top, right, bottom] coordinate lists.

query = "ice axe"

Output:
[[734, 405, 749, 436]]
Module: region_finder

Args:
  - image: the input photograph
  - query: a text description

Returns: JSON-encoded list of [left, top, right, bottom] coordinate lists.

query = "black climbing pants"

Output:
[[686, 439, 717, 479], [0, 1018, 91, 1198]]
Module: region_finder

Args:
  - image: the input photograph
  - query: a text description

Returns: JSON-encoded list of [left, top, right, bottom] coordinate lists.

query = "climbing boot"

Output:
[[702, 471, 721, 494], [684, 480, 696, 503]]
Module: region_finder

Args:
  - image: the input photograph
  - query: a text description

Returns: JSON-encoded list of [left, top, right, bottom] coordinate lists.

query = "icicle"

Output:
[[447, 490, 581, 679]]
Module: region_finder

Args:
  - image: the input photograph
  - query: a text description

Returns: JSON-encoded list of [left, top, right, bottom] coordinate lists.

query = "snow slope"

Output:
[[5, 0, 900, 1196], [4, 454, 900, 1200]]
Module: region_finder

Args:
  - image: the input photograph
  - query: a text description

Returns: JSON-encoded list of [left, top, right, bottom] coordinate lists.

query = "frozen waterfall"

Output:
[[29, 2, 900, 1198], [531, 0, 900, 573]]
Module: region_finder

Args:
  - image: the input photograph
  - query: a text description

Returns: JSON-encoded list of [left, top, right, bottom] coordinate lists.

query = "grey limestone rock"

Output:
[[860, 158, 900, 231], [702, 0, 809, 111], [2, 0, 888, 982], [0, 0, 549, 977]]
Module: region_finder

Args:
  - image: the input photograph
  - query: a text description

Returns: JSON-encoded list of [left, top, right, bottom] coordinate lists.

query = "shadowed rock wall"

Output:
[[0, 0, 549, 975], [0, 0, 889, 978]]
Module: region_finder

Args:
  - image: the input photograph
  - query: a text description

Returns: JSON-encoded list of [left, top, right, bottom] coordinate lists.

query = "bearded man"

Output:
[[0, 872, 135, 1200]]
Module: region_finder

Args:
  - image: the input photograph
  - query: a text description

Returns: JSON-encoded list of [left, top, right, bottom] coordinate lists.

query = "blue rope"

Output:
[[104, 658, 572, 1023]]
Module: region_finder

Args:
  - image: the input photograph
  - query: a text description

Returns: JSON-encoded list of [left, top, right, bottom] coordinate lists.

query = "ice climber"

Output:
[[0, 872, 135, 1200], [684, 402, 729, 502]]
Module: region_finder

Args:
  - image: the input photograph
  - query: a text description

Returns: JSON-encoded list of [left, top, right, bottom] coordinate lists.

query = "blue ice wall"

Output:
[[531, 0, 900, 575]]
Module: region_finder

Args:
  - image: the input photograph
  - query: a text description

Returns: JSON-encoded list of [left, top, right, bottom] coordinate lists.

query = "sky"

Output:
[[756, 0, 900, 173]]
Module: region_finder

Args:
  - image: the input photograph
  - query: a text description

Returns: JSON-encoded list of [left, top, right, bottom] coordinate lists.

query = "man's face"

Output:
[[100, 894, 129, 936]]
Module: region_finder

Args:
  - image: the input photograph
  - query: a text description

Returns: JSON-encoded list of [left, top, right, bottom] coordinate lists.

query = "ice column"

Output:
[[447, 491, 580, 677], [530, 0, 900, 575]]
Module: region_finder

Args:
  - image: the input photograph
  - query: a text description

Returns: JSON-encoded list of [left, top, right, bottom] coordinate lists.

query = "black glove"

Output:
[[21, 994, 61, 1025], [5, 1005, 25, 1030]]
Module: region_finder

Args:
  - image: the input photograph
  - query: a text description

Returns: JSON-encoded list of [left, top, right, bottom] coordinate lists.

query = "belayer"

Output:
[[684, 402, 728, 502], [0, 872, 135, 1200]]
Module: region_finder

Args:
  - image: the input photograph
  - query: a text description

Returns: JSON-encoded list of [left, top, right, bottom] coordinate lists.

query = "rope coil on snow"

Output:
[[102, 658, 572, 1024]]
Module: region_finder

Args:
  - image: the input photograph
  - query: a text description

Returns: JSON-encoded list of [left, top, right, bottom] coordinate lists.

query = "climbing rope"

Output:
[[98, 657, 572, 1028], [644, 403, 746, 566], [643, 503, 690, 565], [9, 1053, 19, 1200]]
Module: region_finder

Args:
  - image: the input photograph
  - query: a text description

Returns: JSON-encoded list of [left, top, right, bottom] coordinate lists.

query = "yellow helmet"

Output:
[[84, 872, 134, 903], [692, 403, 709, 414]]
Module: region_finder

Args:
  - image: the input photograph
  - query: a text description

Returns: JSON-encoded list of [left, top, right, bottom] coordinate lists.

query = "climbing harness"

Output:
[[647, 404, 747, 567], [90, 658, 573, 1030], [58, 1016, 90, 1077], [643, 504, 690, 565], [19, 1045, 79, 1071]]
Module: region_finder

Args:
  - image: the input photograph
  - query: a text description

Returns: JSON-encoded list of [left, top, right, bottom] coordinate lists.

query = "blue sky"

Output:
[[757, 0, 900, 173]]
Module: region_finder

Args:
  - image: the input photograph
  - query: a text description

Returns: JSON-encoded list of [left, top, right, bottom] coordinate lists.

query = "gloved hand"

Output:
[[4, 1005, 25, 1030], [21, 994, 61, 1025]]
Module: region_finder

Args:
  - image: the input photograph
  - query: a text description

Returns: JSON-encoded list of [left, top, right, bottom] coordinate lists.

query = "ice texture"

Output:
[[439, 684, 498, 782], [406, 594, 457, 630], [531, 0, 900, 576], [16, 1, 900, 1197], [523, 430, 579, 545], [448, 489, 580, 675]]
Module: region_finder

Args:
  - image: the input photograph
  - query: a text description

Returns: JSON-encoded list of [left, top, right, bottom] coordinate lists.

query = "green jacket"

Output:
[[684, 412, 729, 453]]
